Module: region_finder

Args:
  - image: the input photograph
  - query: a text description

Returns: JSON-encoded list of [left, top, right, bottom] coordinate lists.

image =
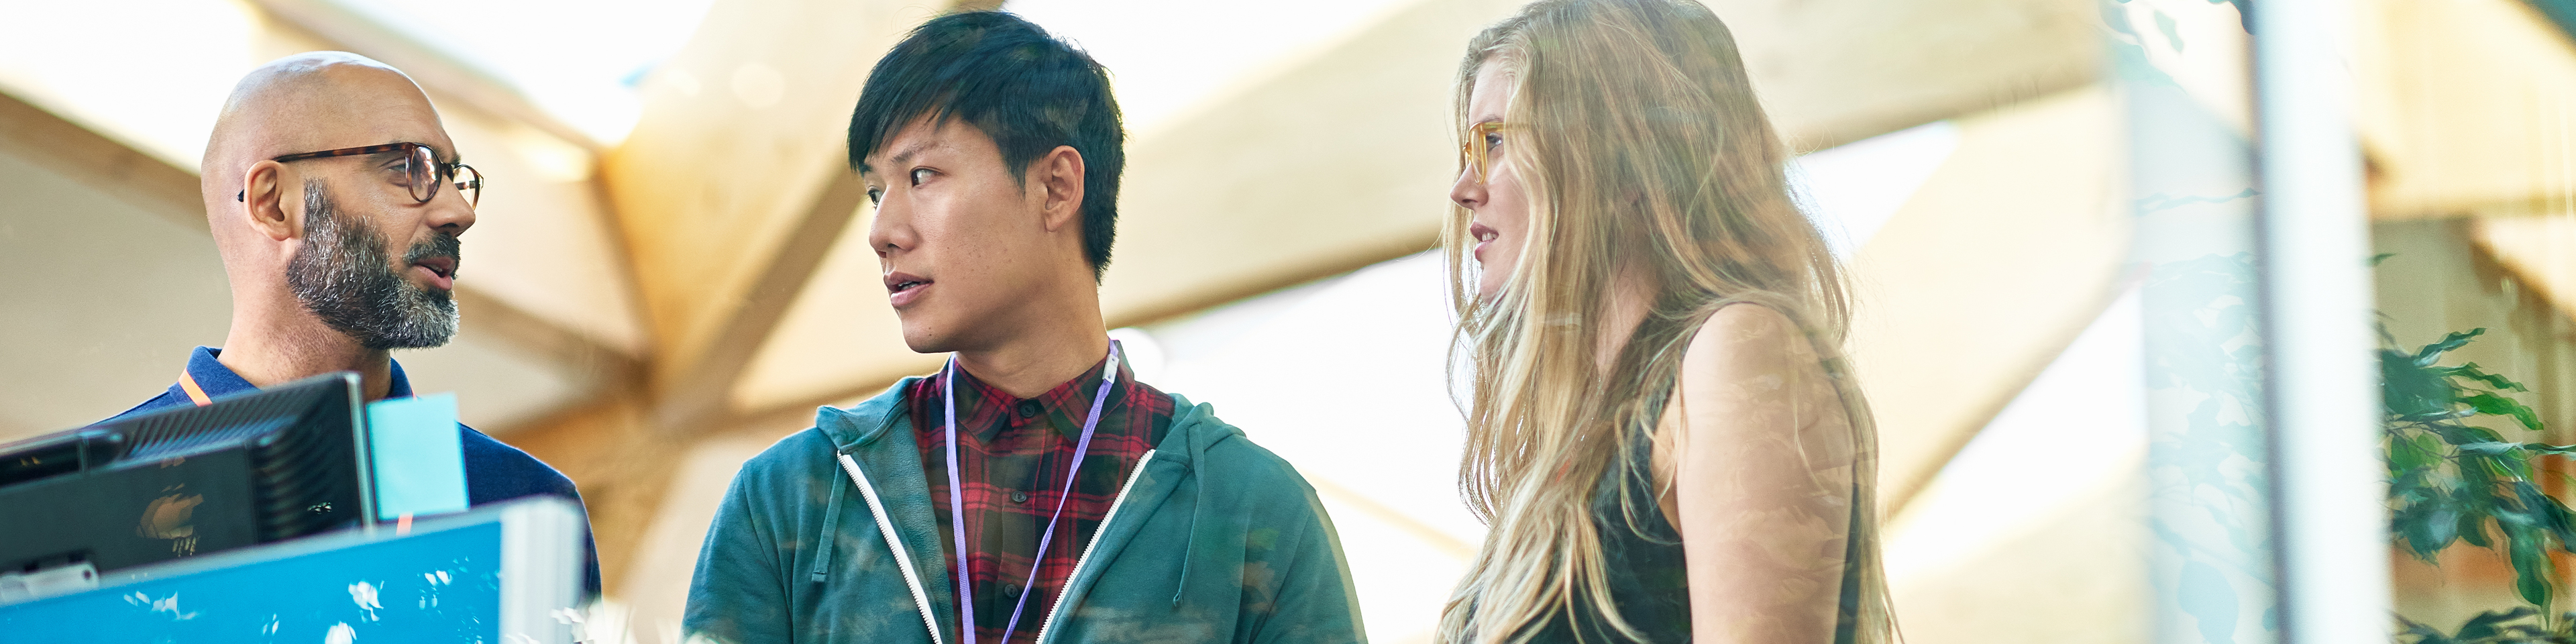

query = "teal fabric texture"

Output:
[[683, 379, 1368, 644]]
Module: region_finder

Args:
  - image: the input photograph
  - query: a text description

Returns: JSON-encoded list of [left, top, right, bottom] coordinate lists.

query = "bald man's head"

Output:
[[203, 52, 443, 210], [204, 52, 476, 351]]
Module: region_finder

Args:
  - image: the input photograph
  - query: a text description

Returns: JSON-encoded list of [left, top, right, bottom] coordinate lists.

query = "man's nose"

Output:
[[867, 199, 910, 257], [426, 189, 476, 236]]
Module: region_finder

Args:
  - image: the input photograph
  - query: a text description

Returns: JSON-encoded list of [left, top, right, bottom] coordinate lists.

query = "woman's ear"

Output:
[[1035, 145, 1087, 232], [242, 161, 297, 241]]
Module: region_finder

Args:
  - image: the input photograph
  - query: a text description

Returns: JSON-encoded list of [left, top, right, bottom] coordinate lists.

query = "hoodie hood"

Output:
[[816, 378, 915, 451]]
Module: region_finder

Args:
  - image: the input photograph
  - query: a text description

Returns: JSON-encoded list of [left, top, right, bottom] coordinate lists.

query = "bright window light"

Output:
[[1790, 121, 1962, 260], [328, 0, 720, 144], [1004, 0, 1415, 136]]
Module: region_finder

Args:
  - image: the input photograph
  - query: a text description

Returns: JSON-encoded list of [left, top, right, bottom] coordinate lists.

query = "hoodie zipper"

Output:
[[839, 453, 948, 644], [1032, 449, 1158, 644]]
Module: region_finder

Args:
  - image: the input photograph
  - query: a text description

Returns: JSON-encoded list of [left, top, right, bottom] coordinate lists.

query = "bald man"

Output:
[[93, 52, 600, 596]]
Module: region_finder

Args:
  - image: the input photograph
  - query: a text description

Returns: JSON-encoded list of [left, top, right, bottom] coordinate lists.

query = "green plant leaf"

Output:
[[2445, 362, 2533, 393], [2526, 481, 2576, 553], [2407, 505, 2463, 558], [2436, 423, 2512, 447], [2503, 453, 2536, 480], [2459, 451, 2530, 484], [2463, 392, 2547, 433], [2464, 462, 2501, 493], [2463, 510, 2497, 549], [2396, 615, 2453, 644], [2458, 606, 2536, 641], [2419, 329, 2490, 366], [2394, 466, 2445, 508], [2463, 441, 2526, 456], [2511, 531, 2556, 607], [2388, 350, 2461, 420], [2394, 433, 2441, 472]]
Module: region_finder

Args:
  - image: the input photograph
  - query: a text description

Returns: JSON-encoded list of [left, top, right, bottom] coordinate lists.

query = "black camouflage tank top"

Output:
[[1527, 377, 1863, 644]]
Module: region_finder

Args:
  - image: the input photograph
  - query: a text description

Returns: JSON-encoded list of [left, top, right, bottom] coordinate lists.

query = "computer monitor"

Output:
[[0, 372, 376, 596], [0, 498, 585, 644]]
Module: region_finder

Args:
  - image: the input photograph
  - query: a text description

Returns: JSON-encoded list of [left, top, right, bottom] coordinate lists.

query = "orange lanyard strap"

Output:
[[177, 370, 213, 407]]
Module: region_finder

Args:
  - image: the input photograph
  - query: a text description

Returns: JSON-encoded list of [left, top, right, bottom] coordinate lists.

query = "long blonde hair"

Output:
[[1437, 1, 1891, 643]]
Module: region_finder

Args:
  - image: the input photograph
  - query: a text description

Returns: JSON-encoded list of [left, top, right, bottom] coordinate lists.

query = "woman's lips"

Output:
[[1468, 223, 1499, 264]]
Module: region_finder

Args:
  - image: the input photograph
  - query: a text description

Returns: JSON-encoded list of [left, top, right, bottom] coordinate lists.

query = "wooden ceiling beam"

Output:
[[1846, 87, 2130, 518], [58, 0, 662, 362], [1731, 0, 2100, 152], [649, 170, 869, 429], [722, 0, 2107, 419], [0, 89, 202, 229], [2361, 0, 2576, 220], [601, 0, 969, 431], [0, 88, 636, 402], [1102, 0, 2104, 324]]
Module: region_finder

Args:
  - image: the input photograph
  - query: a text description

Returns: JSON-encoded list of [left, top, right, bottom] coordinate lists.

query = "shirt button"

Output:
[[1010, 490, 1030, 504], [1016, 400, 1041, 418], [1003, 583, 1023, 598]]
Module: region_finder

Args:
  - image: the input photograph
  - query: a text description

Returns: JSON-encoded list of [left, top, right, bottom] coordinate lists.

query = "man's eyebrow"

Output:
[[384, 140, 462, 164], [862, 139, 936, 175]]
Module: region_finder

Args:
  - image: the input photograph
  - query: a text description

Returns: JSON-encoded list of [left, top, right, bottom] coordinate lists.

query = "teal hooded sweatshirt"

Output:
[[684, 378, 1369, 644]]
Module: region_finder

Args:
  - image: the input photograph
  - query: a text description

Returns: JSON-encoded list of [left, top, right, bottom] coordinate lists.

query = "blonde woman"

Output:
[[1439, 1, 1893, 643]]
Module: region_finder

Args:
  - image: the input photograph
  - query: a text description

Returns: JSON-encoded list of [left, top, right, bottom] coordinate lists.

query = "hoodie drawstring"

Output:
[[813, 464, 847, 583], [1173, 413, 1214, 606]]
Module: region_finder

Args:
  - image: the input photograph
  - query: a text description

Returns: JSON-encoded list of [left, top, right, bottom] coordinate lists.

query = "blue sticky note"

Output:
[[367, 394, 469, 520]]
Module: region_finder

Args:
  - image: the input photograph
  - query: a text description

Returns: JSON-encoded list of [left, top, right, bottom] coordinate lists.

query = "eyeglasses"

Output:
[[234, 142, 482, 208], [1457, 121, 1513, 184]]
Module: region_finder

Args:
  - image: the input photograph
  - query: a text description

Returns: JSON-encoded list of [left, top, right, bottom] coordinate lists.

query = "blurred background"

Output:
[[0, 0, 2569, 643]]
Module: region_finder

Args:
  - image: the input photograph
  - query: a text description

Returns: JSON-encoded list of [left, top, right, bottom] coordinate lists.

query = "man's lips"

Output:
[[411, 256, 457, 290], [885, 271, 930, 307]]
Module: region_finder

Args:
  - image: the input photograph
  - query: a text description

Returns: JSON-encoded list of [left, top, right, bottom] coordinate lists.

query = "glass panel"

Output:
[[2110, 3, 2280, 644], [2362, 0, 2576, 640]]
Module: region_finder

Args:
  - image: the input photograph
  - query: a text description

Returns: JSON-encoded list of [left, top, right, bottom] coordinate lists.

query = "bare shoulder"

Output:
[[1655, 303, 1854, 520], [1668, 303, 1843, 445], [1678, 303, 1822, 382]]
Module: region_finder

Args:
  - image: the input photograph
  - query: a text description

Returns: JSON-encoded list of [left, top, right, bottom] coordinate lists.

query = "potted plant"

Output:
[[2386, 327, 2576, 643]]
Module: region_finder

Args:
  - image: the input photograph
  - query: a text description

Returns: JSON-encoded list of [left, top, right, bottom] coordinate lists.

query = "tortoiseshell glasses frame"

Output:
[[234, 142, 481, 208]]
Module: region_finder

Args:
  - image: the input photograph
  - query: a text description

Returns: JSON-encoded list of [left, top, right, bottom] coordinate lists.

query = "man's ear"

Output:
[[243, 161, 297, 241], [1034, 145, 1086, 233]]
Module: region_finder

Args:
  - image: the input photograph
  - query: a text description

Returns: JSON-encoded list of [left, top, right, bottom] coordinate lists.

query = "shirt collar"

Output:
[[931, 352, 1133, 439], [182, 346, 258, 399], [184, 345, 417, 400]]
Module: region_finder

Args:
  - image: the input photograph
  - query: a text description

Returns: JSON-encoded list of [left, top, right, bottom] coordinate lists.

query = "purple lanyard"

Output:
[[944, 341, 1121, 644]]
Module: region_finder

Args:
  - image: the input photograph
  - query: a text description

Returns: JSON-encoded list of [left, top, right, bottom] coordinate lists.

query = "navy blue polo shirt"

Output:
[[101, 346, 603, 598]]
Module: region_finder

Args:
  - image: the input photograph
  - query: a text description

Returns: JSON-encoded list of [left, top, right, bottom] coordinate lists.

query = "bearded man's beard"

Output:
[[284, 181, 461, 350]]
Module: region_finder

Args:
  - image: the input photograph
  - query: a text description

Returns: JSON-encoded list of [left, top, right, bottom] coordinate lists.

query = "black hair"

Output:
[[847, 11, 1126, 279]]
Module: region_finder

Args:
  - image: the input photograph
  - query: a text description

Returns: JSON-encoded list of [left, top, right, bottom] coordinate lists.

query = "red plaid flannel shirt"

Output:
[[909, 355, 1173, 644]]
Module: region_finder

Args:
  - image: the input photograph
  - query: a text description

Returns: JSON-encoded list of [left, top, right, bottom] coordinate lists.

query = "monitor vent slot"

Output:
[[247, 417, 358, 540], [115, 388, 323, 462]]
